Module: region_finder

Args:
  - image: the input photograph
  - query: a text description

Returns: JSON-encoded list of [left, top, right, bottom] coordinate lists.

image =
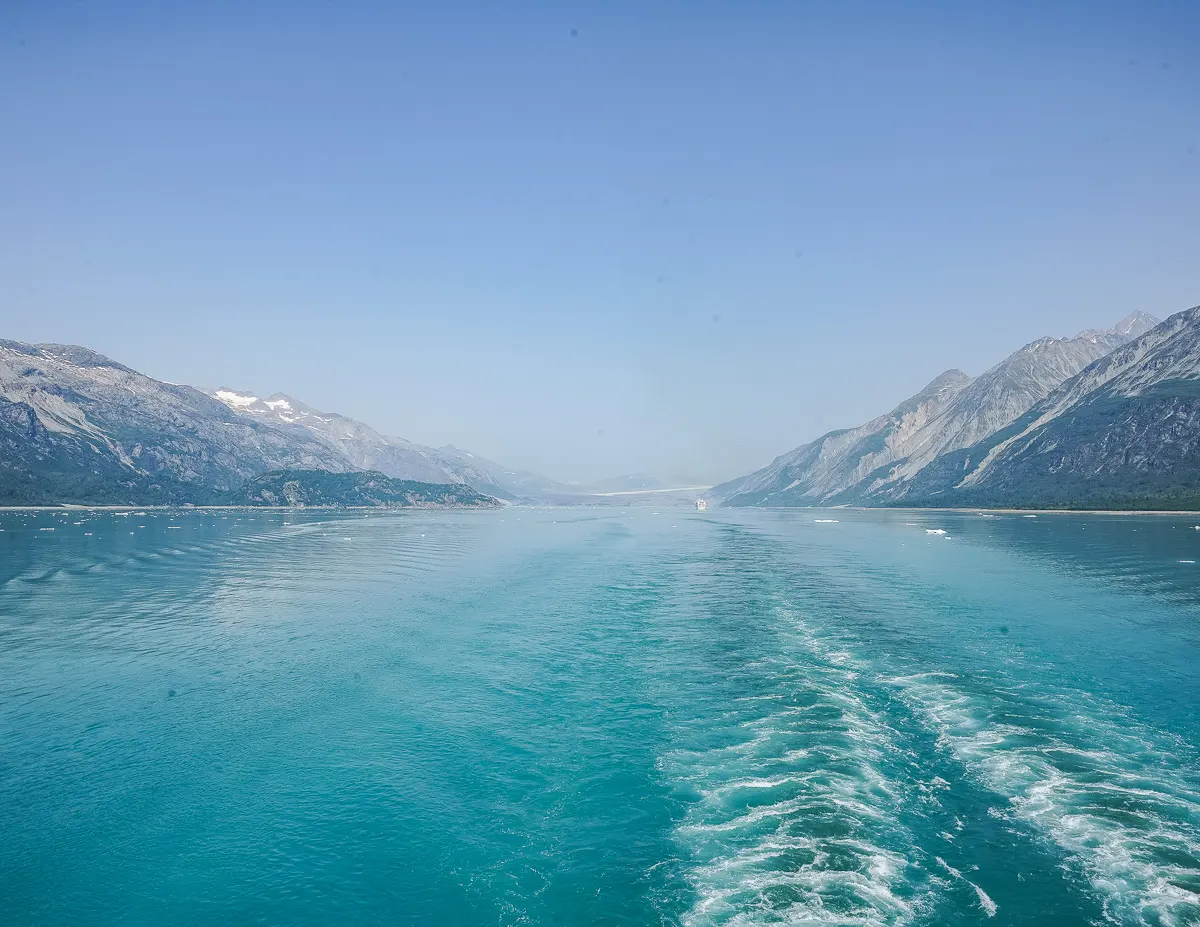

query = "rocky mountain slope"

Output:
[[894, 306, 1200, 508], [716, 312, 1159, 507], [0, 341, 350, 504], [208, 389, 572, 500], [713, 369, 972, 506], [850, 312, 1158, 499]]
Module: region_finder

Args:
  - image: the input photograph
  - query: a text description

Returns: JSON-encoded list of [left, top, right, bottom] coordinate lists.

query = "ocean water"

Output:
[[2, 507, 1199, 926]]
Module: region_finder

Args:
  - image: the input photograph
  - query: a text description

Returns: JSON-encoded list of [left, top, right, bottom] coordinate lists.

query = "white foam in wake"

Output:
[[935, 856, 997, 917], [890, 674, 1200, 926], [664, 612, 932, 925]]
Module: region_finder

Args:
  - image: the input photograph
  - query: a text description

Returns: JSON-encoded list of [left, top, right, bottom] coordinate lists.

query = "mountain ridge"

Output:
[[206, 388, 571, 500], [0, 340, 351, 504], [887, 305, 1200, 508], [712, 367, 973, 506], [716, 311, 1164, 508], [0, 338, 539, 506]]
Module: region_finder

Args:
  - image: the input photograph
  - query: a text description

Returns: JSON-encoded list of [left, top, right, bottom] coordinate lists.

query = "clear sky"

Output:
[[2, 1, 1198, 484]]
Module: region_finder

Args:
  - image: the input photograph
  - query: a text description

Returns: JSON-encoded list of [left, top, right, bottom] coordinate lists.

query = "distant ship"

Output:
[[695, 499, 707, 512]]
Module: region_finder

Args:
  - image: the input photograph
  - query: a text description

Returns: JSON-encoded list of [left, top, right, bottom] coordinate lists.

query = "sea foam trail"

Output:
[[664, 611, 934, 926], [890, 673, 1200, 926]]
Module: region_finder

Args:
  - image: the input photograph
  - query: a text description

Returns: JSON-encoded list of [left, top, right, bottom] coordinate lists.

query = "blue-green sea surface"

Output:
[[2, 507, 1200, 926]]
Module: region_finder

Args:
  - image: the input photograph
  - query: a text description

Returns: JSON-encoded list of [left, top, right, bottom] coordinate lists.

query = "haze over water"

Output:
[[2, 507, 1200, 925]]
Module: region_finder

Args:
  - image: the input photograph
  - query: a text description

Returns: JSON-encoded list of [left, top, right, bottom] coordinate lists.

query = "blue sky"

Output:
[[2, 1, 1198, 483]]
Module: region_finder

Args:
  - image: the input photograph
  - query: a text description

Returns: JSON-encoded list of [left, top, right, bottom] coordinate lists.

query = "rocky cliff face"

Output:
[[718, 312, 1161, 507], [857, 316, 1156, 502]]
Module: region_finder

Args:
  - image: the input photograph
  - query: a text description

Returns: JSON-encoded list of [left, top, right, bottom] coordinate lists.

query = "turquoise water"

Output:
[[2, 507, 1200, 926]]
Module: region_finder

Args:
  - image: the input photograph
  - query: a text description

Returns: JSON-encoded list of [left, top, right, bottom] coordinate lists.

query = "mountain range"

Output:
[[205, 389, 578, 501], [713, 309, 1200, 510], [0, 341, 565, 505], [0, 341, 351, 504], [4, 304, 1199, 509], [893, 306, 1200, 509]]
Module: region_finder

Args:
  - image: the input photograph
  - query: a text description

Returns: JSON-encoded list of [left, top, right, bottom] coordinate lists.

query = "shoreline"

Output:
[[852, 506, 1200, 517], [2, 502, 1200, 516], [0, 504, 502, 513]]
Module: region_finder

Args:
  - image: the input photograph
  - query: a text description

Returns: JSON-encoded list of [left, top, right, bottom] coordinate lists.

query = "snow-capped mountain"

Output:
[[0, 340, 567, 505], [0, 341, 349, 503]]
